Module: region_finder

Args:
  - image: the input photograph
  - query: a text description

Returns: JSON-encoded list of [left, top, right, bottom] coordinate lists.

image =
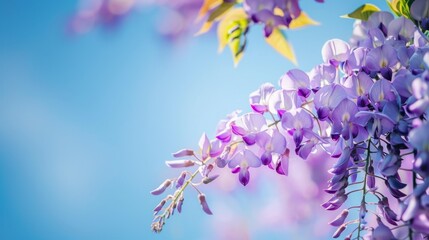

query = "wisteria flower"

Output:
[[366, 44, 398, 75], [279, 69, 311, 98], [409, 75, 429, 115], [321, 39, 350, 66], [150, 8, 429, 239], [368, 78, 397, 110], [388, 17, 416, 42], [215, 110, 241, 143], [228, 149, 262, 186], [256, 129, 287, 165], [231, 113, 268, 145], [249, 83, 276, 114], [342, 72, 373, 100], [281, 108, 313, 146], [314, 84, 347, 119], [410, 0, 429, 21], [268, 89, 302, 117], [331, 98, 364, 143]]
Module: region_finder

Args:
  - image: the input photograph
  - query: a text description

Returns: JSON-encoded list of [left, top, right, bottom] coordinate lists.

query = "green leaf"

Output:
[[217, 8, 248, 51], [195, 21, 214, 36], [341, 4, 381, 21], [228, 25, 246, 66], [386, 0, 402, 16], [265, 29, 297, 65], [217, 8, 249, 66], [288, 12, 320, 29], [195, 1, 237, 36], [208, 1, 235, 22], [197, 0, 222, 21], [386, 0, 415, 19], [398, 0, 412, 19]]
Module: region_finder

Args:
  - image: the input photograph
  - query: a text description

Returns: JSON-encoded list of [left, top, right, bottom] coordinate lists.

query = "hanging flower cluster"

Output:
[[151, 7, 429, 239]]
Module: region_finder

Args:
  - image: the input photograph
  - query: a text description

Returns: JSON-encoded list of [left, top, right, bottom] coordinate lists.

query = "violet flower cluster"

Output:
[[151, 9, 429, 239]]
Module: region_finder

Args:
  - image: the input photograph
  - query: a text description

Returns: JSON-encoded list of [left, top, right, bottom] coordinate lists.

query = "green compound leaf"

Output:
[[341, 4, 381, 21], [208, 1, 235, 22], [265, 28, 297, 65], [387, 0, 402, 16], [217, 8, 249, 66], [386, 0, 414, 19]]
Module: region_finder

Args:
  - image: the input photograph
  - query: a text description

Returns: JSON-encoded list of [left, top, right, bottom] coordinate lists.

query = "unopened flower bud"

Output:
[[366, 165, 375, 190], [322, 192, 348, 211], [203, 174, 220, 184], [198, 193, 213, 215], [172, 149, 194, 158], [165, 160, 195, 168], [359, 202, 367, 220], [176, 172, 187, 188], [153, 199, 166, 215], [150, 179, 172, 195], [201, 164, 214, 176], [332, 224, 346, 238], [344, 233, 352, 240], [329, 209, 349, 226], [383, 206, 398, 225], [177, 196, 184, 213], [215, 157, 227, 168]]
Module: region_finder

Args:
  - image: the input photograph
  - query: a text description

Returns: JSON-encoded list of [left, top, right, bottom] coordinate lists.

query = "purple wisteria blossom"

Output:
[[409, 74, 429, 115], [231, 113, 267, 145], [249, 83, 276, 114], [322, 39, 350, 66], [151, 8, 429, 239], [331, 99, 360, 142], [228, 149, 262, 186], [314, 84, 347, 119], [281, 109, 313, 146], [410, 0, 429, 23], [279, 69, 311, 98], [255, 129, 287, 165]]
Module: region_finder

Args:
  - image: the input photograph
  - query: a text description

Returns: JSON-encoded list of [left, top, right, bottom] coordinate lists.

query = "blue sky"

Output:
[[0, 1, 388, 239]]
